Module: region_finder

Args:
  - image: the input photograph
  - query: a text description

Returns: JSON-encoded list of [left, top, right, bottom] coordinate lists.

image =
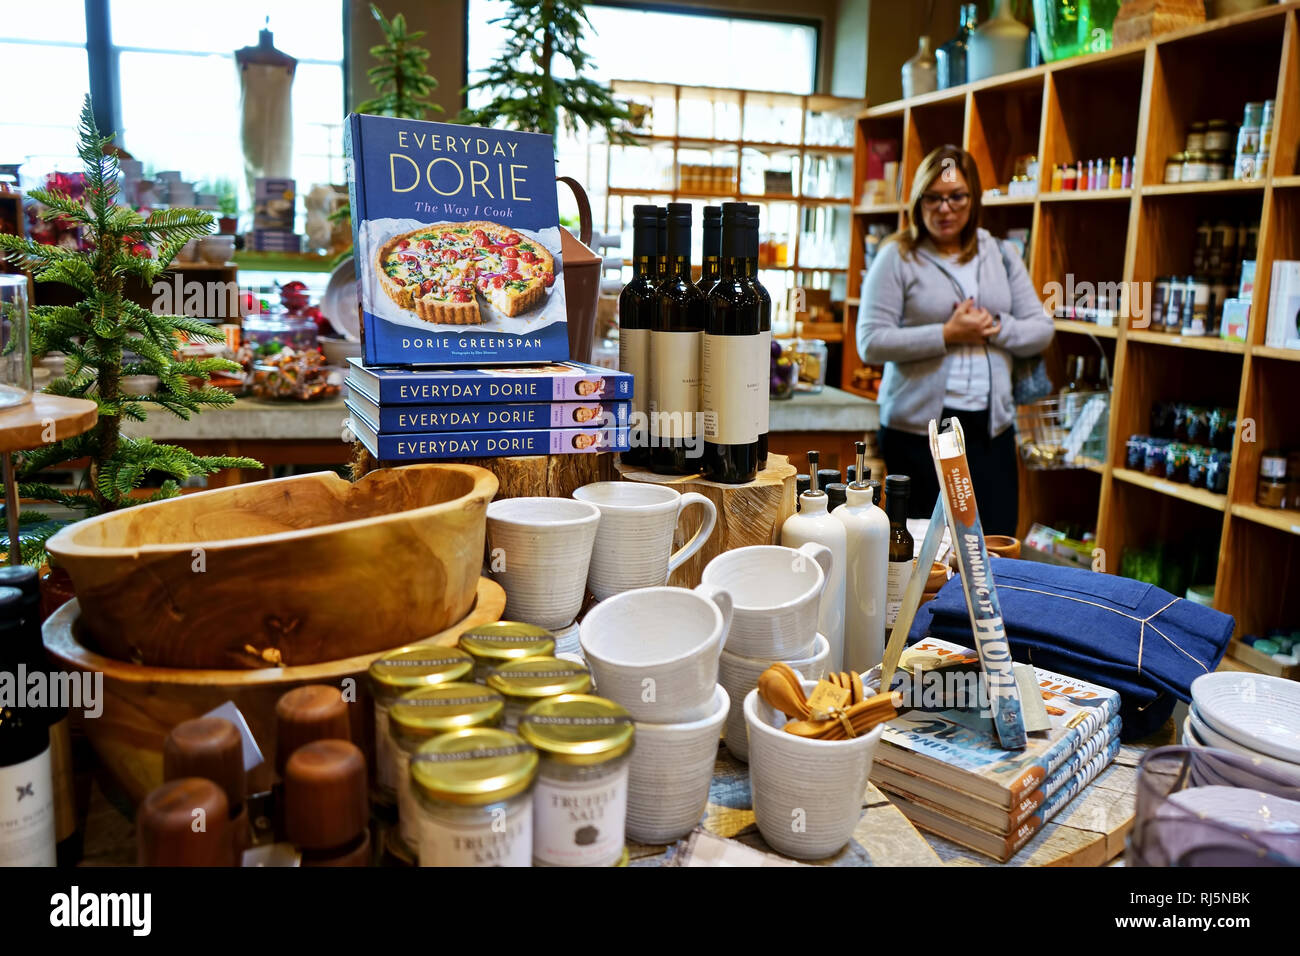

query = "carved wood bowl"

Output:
[[42, 579, 506, 806], [46, 464, 498, 669]]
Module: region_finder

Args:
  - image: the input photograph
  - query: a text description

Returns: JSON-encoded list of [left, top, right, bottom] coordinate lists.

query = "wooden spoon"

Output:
[[758, 664, 812, 719]]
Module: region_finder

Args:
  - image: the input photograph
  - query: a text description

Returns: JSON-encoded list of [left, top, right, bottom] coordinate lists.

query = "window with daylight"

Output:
[[0, 1, 92, 174], [466, 1, 818, 102], [110, 0, 346, 200]]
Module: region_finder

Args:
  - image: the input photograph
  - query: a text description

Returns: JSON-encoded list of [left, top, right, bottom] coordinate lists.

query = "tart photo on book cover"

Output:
[[346, 113, 568, 366]]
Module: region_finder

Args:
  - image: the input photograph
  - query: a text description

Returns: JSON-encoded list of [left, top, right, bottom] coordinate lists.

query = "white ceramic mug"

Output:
[[626, 684, 729, 844], [719, 634, 830, 763], [579, 584, 733, 723], [700, 542, 832, 660], [486, 497, 602, 630], [745, 679, 883, 860], [573, 482, 718, 600]]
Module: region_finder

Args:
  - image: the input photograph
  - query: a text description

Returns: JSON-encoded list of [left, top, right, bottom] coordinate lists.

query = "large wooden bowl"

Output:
[[47, 464, 498, 669], [43, 579, 506, 806]]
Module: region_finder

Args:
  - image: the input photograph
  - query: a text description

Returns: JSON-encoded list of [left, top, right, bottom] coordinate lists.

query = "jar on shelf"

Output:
[[0, 276, 32, 408], [1207, 407, 1236, 451], [389, 682, 504, 857], [1126, 435, 1147, 471], [1164, 442, 1190, 484], [409, 727, 537, 867], [241, 312, 319, 356], [1205, 451, 1231, 495], [486, 656, 592, 732], [1203, 119, 1235, 153], [1144, 437, 1169, 477], [518, 694, 634, 867], [1187, 446, 1208, 489], [1204, 151, 1230, 182], [458, 622, 556, 684], [1163, 154, 1185, 184], [1181, 150, 1211, 183], [1184, 121, 1207, 153], [1258, 450, 1288, 509], [368, 645, 474, 804], [792, 338, 828, 393]]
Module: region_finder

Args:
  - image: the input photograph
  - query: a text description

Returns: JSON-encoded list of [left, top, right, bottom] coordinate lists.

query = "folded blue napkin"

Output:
[[909, 558, 1235, 740]]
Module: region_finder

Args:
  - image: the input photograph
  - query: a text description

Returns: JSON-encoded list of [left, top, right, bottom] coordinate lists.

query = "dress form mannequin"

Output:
[[236, 21, 297, 205]]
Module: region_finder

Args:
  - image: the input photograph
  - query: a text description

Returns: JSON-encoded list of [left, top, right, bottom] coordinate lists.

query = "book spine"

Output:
[[1005, 692, 1120, 800], [1002, 735, 1121, 859], [929, 421, 1027, 750], [1007, 715, 1121, 830], [378, 402, 629, 433], [377, 427, 630, 460]]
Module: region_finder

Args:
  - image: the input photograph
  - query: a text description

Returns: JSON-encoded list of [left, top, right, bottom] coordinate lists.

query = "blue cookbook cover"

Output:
[[346, 387, 629, 434], [348, 402, 629, 460], [345, 113, 568, 366], [345, 357, 631, 405]]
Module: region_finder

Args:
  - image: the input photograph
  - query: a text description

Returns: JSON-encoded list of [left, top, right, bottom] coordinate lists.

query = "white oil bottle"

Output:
[[833, 442, 889, 675], [780, 450, 846, 671]]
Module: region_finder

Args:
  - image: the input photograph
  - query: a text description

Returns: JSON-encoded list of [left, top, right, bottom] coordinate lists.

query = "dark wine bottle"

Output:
[[619, 205, 660, 467], [656, 206, 668, 281], [702, 202, 762, 484], [698, 205, 722, 297], [884, 474, 915, 636], [0, 586, 56, 866], [745, 204, 771, 470], [650, 203, 705, 475]]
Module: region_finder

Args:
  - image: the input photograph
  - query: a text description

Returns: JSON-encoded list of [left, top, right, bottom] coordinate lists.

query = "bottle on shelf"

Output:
[[650, 202, 706, 475], [702, 202, 762, 484], [698, 205, 722, 297], [834, 442, 890, 674], [1062, 163, 1077, 191], [1121, 156, 1133, 189], [884, 474, 916, 640], [936, 3, 978, 89], [1060, 354, 1087, 428], [619, 205, 660, 467], [746, 205, 772, 471], [656, 206, 668, 281], [1108, 157, 1121, 190], [0, 587, 56, 866], [1050, 163, 1063, 191], [780, 451, 847, 671]]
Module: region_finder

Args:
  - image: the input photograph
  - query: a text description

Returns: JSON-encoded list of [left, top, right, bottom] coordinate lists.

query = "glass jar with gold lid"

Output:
[[410, 727, 537, 867], [459, 621, 556, 683], [368, 645, 474, 802], [518, 694, 634, 867], [389, 682, 505, 856], [486, 656, 592, 732]]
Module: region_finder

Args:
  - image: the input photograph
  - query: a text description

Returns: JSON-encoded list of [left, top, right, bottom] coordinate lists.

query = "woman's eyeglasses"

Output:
[[920, 191, 971, 210]]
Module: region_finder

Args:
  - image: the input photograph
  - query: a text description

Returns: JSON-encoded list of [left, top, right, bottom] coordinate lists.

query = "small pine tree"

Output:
[[0, 97, 258, 563], [457, 0, 632, 144], [356, 4, 444, 120]]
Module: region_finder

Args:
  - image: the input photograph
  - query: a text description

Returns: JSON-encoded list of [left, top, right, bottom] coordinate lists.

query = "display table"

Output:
[[768, 386, 879, 475], [121, 397, 351, 485]]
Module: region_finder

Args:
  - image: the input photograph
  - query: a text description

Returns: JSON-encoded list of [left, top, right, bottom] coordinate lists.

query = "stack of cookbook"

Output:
[[872, 637, 1122, 862]]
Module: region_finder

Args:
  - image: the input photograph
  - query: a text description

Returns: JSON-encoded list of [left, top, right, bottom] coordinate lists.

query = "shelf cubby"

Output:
[[1219, 516, 1300, 637], [903, 99, 966, 197], [1041, 48, 1145, 189], [968, 79, 1044, 197]]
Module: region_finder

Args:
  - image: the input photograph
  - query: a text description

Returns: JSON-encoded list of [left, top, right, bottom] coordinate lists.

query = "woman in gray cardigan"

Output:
[[857, 145, 1053, 534]]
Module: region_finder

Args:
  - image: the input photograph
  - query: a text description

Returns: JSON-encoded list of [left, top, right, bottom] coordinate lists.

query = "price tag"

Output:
[[806, 680, 850, 719]]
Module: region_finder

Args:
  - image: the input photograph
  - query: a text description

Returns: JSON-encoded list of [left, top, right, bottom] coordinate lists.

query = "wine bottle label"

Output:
[[756, 329, 771, 436], [0, 747, 56, 866], [886, 559, 914, 628], [416, 799, 532, 867], [648, 330, 700, 438], [701, 333, 761, 444], [619, 327, 649, 415], [531, 765, 628, 867]]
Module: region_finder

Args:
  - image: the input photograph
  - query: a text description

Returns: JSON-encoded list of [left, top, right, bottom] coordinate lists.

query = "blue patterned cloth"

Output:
[[910, 558, 1235, 740]]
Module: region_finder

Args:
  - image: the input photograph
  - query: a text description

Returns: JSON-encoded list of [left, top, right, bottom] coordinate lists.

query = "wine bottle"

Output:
[[0, 586, 56, 866], [656, 206, 668, 281], [698, 205, 722, 297], [649, 203, 705, 475], [745, 205, 772, 470], [884, 474, 916, 637], [0, 565, 80, 866], [702, 202, 761, 484], [619, 205, 660, 467]]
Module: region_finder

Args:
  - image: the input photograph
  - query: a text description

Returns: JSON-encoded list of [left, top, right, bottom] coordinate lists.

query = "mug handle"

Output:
[[693, 582, 734, 654], [668, 492, 718, 577], [797, 541, 833, 588]]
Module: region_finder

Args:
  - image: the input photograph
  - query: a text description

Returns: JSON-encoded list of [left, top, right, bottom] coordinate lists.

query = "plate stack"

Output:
[[1184, 672, 1300, 776]]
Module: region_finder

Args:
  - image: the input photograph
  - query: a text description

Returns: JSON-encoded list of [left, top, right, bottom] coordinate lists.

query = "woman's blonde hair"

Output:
[[890, 145, 982, 263]]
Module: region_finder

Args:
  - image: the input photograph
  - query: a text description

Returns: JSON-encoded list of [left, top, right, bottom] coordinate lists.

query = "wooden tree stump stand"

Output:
[[615, 453, 797, 588], [350, 442, 615, 499]]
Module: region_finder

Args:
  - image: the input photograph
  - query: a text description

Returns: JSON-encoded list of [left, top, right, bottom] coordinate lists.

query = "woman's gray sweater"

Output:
[[856, 227, 1054, 437]]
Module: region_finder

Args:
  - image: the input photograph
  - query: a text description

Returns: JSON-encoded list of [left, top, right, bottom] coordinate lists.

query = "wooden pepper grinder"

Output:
[[164, 717, 251, 857], [275, 685, 352, 776], [284, 740, 371, 867], [137, 778, 236, 866]]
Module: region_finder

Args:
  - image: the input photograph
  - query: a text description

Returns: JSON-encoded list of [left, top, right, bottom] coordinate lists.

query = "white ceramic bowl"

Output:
[[320, 337, 363, 366], [626, 684, 728, 844], [1191, 672, 1300, 765], [199, 235, 235, 264], [579, 584, 732, 723], [744, 679, 882, 860], [719, 633, 830, 763], [701, 543, 829, 660], [1188, 705, 1300, 777]]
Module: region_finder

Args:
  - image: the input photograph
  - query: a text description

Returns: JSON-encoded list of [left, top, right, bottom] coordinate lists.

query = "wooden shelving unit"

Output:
[[846, 2, 1300, 667]]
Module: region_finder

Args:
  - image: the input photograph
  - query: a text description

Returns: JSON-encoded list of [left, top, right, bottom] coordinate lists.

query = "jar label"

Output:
[[395, 748, 419, 852], [0, 747, 56, 866], [532, 765, 628, 866], [417, 802, 532, 867]]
